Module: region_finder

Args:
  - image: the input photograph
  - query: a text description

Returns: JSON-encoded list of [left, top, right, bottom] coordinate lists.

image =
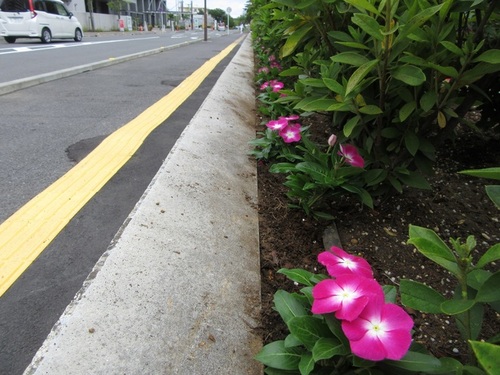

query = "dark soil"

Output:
[[255, 112, 500, 363]]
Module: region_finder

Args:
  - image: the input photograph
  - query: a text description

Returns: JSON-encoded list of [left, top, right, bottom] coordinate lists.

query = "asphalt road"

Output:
[[0, 31, 245, 375]]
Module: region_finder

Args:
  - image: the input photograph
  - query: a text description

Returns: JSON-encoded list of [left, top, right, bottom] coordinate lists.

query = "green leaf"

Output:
[[459, 167, 500, 181], [344, 0, 380, 15], [255, 341, 302, 370], [399, 101, 416, 122], [280, 67, 304, 77], [395, 4, 443, 43], [331, 52, 370, 67], [408, 225, 460, 276], [324, 315, 349, 347], [384, 351, 443, 372], [428, 63, 459, 79], [476, 272, 500, 303], [440, 41, 464, 57], [343, 116, 360, 137], [281, 24, 314, 58], [312, 337, 347, 361], [473, 49, 500, 64], [383, 285, 397, 303], [404, 132, 420, 156], [359, 105, 383, 115], [299, 353, 314, 375], [284, 334, 303, 348], [278, 269, 315, 287], [270, 163, 299, 174], [345, 59, 379, 97], [467, 269, 493, 291], [299, 78, 326, 88], [441, 299, 476, 315], [469, 340, 500, 375], [288, 316, 331, 351], [274, 290, 309, 324], [398, 171, 432, 190], [351, 13, 383, 41], [322, 78, 344, 95], [420, 91, 437, 112], [476, 244, 500, 269], [295, 162, 330, 184], [400, 279, 446, 313], [392, 65, 427, 86], [486, 185, 500, 208], [295, 97, 337, 112]]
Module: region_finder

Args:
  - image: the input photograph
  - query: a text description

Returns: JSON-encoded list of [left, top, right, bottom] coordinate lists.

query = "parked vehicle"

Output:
[[0, 0, 83, 43], [217, 23, 225, 32]]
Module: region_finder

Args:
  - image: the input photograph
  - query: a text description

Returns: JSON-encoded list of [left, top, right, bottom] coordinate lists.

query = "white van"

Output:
[[0, 0, 83, 43]]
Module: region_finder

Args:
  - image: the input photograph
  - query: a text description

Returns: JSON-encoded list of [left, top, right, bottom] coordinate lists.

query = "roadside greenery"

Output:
[[248, 0, 500, 373], [248, 0, 500, 216]]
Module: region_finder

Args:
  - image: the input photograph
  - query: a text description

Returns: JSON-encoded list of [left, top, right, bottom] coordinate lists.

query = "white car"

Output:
[[217, 23, 225, 32], [0, 0, 83, 43]]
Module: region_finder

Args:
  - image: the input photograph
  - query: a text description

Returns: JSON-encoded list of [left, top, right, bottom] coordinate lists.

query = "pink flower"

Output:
[[318, 248, 373, 278], [338, 144, 364, 168], [258, 66, 270, 74], [269, 54, 276, 62], [260, 81, 270, 90], [342, 302, 413, 361], [270, 80, 284, 92], [266, 118, 288, 131], [270, 61, 282, 70], [312, 275, 384, 321], [279, 123, 301, 143], [328, 134, 337, 147]]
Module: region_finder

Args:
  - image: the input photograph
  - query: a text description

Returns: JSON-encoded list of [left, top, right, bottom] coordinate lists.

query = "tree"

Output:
[[208, 8, 226, 23]]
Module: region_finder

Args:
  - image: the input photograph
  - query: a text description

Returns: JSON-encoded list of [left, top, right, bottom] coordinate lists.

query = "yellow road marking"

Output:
[[0, 36, 245, 297]]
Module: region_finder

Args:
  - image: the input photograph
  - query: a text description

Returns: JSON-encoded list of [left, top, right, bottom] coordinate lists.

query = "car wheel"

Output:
[[74, 28, 82, 42], [41, 28, 51, 43], [4, 36, 16, 43]]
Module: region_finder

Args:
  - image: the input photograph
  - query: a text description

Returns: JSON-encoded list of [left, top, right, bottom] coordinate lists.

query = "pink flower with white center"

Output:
[[266, 118, 288, 131], [312, 275, 384, 321], [270, 61, 282, 70], [258, 67, 270, 74], [338, 144, 365, 168], [279, 123, 301, 143], [318, 248, 373, 278], [342, 302, 413, 361], [269, 80, 284, 92], [260, 81, 270, 90]]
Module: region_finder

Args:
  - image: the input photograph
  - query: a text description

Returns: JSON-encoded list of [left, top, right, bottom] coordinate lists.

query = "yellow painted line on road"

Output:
[[0, 36, 245, 297]]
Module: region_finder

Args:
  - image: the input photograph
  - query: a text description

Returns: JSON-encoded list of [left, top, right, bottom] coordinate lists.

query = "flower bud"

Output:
[[328, 134, 337, 147]]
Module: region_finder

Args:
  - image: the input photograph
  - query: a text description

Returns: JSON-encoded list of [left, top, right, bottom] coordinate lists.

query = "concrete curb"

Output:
[[24, 35, 262, 374]]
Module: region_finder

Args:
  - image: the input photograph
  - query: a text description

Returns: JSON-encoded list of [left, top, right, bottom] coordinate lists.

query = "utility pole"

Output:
[[203, 0, 207, 41], [190, 1, 193, 31]]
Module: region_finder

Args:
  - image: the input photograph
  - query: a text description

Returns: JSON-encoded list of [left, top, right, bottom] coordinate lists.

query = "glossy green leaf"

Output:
[[344, 0, 380, 15], [278, 268, 315, 287], [274, 290, 309, 324], [331, 52, 370, 67], [288, 315, 331, 351], [385, 351, 442, 372], [441, 299, 476, 315], [312, 337, 347, 361], [476, 272, 500, 303], [322, 78, 344, 95], [404, 132, 420, 156], [281, 24, 314, 58], [400, 279, 445, 313], [345, 59, 379, 97], [486, 185, 500, 208], [392, 65, 426, 86], [359, 105, 383, 115], [469, 340, 500, 375], [428, 63, 459, 79], [299, 353, 314, 375], [473, 49, 500, 64], [284, 333, 303, 348], [408, 225, 459, 275], [255, 341, 302, 370], [399, 101, 416, 122], [476, 244, 500, 269], [459, 167, 500, 181], [295, 97, 337, 112], [343, 116, 360, 137], [351, 13, 383, 41], [440, 41, 464, 57], [383, 285, 397, 303]]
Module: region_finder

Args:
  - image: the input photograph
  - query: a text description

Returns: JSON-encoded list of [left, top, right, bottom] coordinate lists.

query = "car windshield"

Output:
[[0, 0, 31, 12]]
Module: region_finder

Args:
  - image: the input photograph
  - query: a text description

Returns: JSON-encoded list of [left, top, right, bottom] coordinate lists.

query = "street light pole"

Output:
[[226, 7, 231, 35], [203, 0, 207, 41]]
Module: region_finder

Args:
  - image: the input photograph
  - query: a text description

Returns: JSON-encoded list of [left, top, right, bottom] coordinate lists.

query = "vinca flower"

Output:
[[258, 67, 270, 74], [338, 144, 365, 168], [260, 80, 284, 92], [328, 134, 337, 147], [342, 301, 414, 361], [279, 123, 301, 143], [318, 247, 373, 278], [311, 275, 384, 321], [279, 114, 300, 122], [266, 118, 288, 131]]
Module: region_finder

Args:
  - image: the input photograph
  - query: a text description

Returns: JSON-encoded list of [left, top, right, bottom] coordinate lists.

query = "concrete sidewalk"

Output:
[[24, 35, 262, 375]]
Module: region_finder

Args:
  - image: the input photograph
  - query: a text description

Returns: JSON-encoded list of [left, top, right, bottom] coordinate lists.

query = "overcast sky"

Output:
[[170, 0, 249, 17]]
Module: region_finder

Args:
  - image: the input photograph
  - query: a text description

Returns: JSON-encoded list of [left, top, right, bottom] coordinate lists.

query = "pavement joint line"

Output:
[[0, 35, 245, 297]]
